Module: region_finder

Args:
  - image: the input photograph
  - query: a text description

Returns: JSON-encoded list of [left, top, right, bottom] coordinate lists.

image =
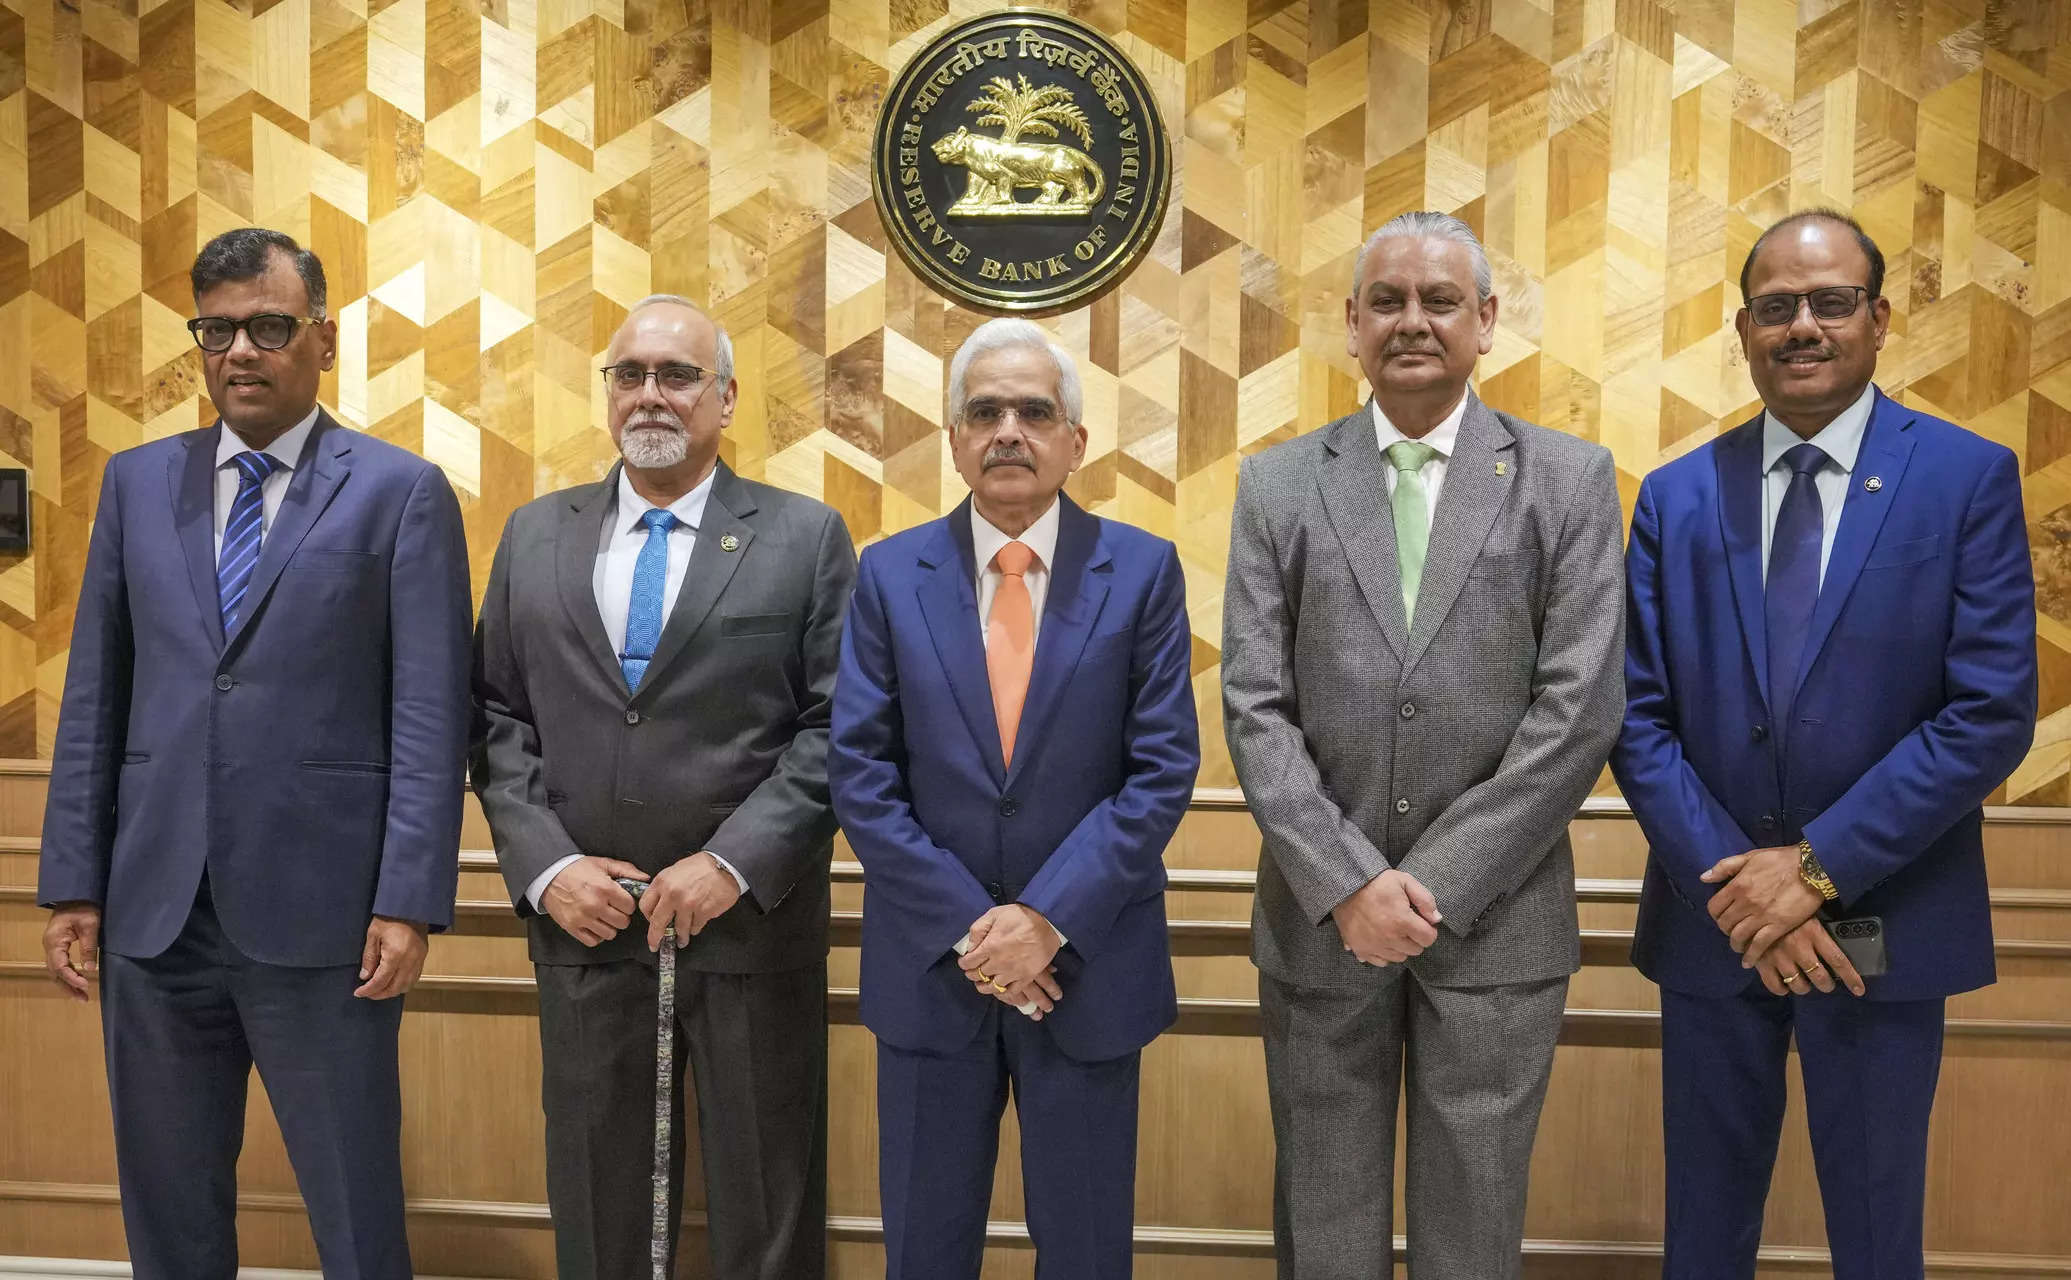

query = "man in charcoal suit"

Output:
[[39, 227, 472, 1279], [1222, 211, 1626, 1279], [471, 294, 855, 1280]]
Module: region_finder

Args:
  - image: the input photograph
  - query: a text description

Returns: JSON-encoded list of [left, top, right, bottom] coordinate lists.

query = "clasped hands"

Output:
[[1332, 868, 1443, 966], [957, 903, 1064, 1020], [542, 851, 741, 951], [1701, 846, 1864, 997]]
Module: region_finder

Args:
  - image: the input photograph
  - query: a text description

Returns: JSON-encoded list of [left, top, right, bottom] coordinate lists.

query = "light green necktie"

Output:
[[1385, 440, 1439, 625]]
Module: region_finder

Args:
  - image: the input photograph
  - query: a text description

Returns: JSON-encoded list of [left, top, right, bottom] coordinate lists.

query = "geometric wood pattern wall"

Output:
[[4, 0, 2071, 798]]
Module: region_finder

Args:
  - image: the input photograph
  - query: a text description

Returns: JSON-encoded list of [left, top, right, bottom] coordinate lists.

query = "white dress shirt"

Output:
[[972, 498, 1061, 649], [1372, 392, 1469, 532], [213, 406, 319, 557], [526, 465, 747, 910], [1759, 382, 1875, 589]]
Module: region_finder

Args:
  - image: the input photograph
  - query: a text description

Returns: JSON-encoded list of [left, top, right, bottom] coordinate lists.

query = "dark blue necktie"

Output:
[[217, 450, 281, 631], [620, 508, 678, 689], [1765, 442, 1828, 744]]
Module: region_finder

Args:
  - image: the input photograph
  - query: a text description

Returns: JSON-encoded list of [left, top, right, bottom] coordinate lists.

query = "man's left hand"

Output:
[[355, 916, 429, 999], [958, 904, 1062, 989], [1701, 845, 1825, 967], [640, 851, 743, 951]]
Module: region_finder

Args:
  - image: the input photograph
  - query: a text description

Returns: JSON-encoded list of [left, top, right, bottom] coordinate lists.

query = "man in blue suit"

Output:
[[830, 318, 1199, 1280], [37, 228, 472, 1279], [1612, 210, 2037, 1280]]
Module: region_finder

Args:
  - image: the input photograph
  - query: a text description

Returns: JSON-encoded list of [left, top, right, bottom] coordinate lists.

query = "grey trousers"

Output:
[[1260, 966, 1568, 1280], [535, 958, 828, 1280]]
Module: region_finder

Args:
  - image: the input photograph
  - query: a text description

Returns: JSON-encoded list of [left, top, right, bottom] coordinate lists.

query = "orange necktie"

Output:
[[986, 540, 1037, 767]]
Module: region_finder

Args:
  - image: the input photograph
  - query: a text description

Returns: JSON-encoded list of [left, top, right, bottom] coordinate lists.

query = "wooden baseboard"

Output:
[[4, 1185, 2067, 1273]]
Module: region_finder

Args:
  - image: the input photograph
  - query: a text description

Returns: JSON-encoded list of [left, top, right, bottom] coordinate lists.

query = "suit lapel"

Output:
[[916, 501, 1007, 788], [170, 425, 226, 653], [634, 462, 757, 698], [1403, 393, 1514, 671], [1004, 496, 1111, 791], [224, 410, 350, 651], [1318, 409, 1410, 660], [1714, 416, 1771, 711], [557, 467, 629, 696], [1793, 391, 1915, 695]]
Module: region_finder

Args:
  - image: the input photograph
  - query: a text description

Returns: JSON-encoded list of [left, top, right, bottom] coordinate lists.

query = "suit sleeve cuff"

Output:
[[525, 854, 584, 912]]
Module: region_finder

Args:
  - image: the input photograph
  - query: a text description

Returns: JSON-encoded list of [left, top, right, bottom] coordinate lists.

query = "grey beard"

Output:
[[620, 423, 689, 469]]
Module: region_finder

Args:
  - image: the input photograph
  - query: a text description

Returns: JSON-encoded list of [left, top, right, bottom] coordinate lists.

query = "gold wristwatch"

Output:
[[1798, 838, 1839, 902]]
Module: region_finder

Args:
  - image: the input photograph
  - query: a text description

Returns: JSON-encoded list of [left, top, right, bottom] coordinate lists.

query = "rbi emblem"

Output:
[[872, 12, 1172, 312]]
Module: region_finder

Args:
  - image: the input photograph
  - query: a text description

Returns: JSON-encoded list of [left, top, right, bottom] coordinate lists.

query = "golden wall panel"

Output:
[[4, 2, 2071, 785]]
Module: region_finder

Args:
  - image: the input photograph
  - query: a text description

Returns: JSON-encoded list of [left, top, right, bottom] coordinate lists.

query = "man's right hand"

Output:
[[1331, 869, 1443, 966], [542, 858, 647, 947], [44, 903, 101, 1002]]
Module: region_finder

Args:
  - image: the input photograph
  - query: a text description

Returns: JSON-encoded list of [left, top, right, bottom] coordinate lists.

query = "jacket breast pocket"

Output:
[[298, 549, 381, 575], [1863, 534, 1942, 571], [719, 612, 792, 638]]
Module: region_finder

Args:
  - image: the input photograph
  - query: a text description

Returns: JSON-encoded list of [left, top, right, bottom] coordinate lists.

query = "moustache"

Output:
[[625, 414, 685, 432], [1384, 345, 1442, 358], [983, 450, 1034, 470], [1772, 344, 1834, 362]]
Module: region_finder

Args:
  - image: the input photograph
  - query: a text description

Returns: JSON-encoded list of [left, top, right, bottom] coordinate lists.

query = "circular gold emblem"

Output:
[[871, 11, 1172, 313]]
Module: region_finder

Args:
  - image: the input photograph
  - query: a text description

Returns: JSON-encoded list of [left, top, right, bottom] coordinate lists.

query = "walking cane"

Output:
[[616, 877, 675, 1280]]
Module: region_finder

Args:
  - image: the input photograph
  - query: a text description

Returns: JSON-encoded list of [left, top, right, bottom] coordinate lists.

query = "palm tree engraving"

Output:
[[933, 74, 1106, 216]]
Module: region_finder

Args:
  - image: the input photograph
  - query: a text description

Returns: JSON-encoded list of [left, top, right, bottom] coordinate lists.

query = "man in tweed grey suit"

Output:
[[1223, 211, 1625, 1279]]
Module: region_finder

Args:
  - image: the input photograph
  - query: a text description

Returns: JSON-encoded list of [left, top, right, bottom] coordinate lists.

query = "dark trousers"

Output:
[[1258, 968, 1569, 1280], [99, 873, 410, 1280], [535, 958, 827, 1280], [1660, 985, 1946, 1280], [875, 1007, 1142, 1280]]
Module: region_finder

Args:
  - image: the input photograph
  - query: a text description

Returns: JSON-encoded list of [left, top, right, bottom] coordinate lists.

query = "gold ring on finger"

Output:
[[990, 981, 1007, 993], [1806, 963, 1826, 974], [1780, 970, 1801, 982], [976, 970, 994, 984]]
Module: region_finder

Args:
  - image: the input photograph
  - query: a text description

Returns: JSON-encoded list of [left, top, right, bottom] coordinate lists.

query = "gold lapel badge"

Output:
[[1495, 461, 1508, 476], [720, 534, 740, 552], [1864, 476, 1882, 492]]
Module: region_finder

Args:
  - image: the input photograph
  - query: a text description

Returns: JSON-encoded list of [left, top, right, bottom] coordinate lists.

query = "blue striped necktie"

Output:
[[620, 508, 678, 690], [218, 450, 281, 631]]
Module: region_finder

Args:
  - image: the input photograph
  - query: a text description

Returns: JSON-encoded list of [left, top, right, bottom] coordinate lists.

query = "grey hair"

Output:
[[946, 318, 1083, 426], [1352, 211, 1493, 303], [626, 293, 734, 384]]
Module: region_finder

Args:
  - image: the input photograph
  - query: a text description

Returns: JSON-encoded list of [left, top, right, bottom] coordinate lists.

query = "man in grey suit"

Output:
[[1223, 211, 1625, 1280], [470, 295, 856, 1280]]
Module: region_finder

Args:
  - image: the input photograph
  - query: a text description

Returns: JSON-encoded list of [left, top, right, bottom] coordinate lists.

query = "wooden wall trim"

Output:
[[3, 760, 2069, 824], [5, 964, 2067, 1042], [2, 1183, 2065, 1273]]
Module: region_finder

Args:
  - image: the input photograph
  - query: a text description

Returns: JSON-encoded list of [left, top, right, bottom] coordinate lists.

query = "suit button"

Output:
[[214, 674, 234, 691], [987, 881, 1004, 903], [1759, 814, 1777, 831], [998, 798, 1019, 817], [1395, 798, 1411, 814], [1752, 725, 1768, 742], [624, 709, 640, 725], [1400, 702, 1416, 719]]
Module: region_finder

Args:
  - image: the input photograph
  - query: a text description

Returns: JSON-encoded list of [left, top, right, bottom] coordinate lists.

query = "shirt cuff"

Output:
[[1051, 923, 1068, 949], [705, 851, 750, 896], [525, 854, 585, 912]]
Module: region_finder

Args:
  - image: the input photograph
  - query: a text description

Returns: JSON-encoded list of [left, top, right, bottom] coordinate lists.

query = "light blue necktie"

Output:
[[217, 450, 280, 631], [620, 508, 678, 689]]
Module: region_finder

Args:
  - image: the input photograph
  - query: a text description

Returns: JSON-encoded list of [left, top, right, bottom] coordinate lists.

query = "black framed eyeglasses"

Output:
[[1746, 286, 1872, 327], [187, 313, 322, 352], [961, 397, 1062, 430], [601, 363, 710, 395]]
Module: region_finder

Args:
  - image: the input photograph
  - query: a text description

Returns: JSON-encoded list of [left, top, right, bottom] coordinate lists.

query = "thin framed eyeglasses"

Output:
[[601, 363, 709, 395], [1746, 286, 1872, 327], [961, 398, 1061, 430], [188, 313, 322, 352]]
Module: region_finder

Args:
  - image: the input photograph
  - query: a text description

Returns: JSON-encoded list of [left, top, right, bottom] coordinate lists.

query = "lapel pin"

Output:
[[1864, 476, 1882, 492], [719, 534, 739, 552], [1495, 461, 1507, 476]]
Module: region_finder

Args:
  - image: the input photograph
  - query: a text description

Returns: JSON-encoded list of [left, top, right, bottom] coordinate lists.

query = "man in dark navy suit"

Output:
[[830, 318, 1199, 1280], [38, 228, 472, 1280], [1613, 211, 2037, 1279]]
